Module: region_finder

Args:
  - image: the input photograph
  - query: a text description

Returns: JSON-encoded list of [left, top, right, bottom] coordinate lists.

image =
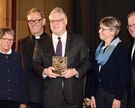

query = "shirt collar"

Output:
[[52, 31, 67, 40], [0, 48, 12, 54], [32, 32, 46, 40]]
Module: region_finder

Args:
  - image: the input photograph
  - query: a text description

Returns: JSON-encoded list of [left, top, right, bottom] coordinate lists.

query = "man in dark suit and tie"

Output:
[[127, 11, 135, 108], [17, 8, 48, 108], [32, 7, 91, 108]]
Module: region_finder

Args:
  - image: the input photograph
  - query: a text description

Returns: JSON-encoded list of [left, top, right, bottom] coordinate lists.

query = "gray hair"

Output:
[[27, 8, 45, 19], [0, 27, 15, 39], [49, 7, 67, 20], [99, 16, 121, 35]]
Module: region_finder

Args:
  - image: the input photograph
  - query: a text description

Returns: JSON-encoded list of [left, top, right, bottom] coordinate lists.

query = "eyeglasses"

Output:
[[50, 19, 64, 23], [1, 38, 14, 42], [127, 24, 135, 29], [98, 27, 110, 31], [27, 19, 42, 25]]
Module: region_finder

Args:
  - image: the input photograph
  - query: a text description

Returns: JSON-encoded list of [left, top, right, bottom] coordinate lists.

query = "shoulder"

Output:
[[67, 32, 85, 42], [68, 32, 83, 38], [18, 36, 31, 44], [114, 42, 129, 58], [38, 34, 51, 43], [8, 51, 22, 62], [12, 51, 21, 57], [116, 42, 128, 51], [40, 32, 49, 39], [36, 35, 51, 50]]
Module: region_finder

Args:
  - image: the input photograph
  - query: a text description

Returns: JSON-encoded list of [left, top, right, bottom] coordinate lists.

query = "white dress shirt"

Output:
[[131, 40, 135, 60], [52, 31, 67, 57]]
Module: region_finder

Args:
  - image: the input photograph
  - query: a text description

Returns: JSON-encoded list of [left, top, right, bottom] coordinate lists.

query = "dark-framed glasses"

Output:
[[27, 19, 42, 24]]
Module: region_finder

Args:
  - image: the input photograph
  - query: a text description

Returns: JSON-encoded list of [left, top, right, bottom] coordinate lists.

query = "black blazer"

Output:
[[90, 42, 130, 100], [32, 32, 91, 106], [128, 41, 135, 107], [17, 32, 48, 103]]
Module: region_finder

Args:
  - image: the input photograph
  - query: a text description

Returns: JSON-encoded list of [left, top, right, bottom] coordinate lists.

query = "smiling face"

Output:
[[27, 11, 46, 36], [49, 7, 67, 36], [128, 15, 135, 38], [0, 33, 14, 53]]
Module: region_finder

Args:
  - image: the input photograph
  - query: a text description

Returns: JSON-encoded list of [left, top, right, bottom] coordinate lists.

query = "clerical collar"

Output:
[[35, 36, 40, 39]]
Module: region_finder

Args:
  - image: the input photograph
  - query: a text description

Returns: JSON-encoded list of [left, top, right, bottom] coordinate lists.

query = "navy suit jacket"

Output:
[[90, 42, 130, 100], [32, 32, 91, 106], [128, 41, 135, 107]]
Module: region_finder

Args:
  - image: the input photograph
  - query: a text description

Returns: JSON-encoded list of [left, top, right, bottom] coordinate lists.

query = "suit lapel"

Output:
[[49, 36, 55, 55], [129, 42, 135, 88], [65, 33, 71, 57], [27, 36, 35, 58]]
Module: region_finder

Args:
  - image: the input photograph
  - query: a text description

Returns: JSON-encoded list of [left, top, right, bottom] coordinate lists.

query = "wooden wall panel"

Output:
[[16, 0, 71, 40], [0, 1, 6, 27], [16, 0, 46, 40], [0, 0, 12, 27]]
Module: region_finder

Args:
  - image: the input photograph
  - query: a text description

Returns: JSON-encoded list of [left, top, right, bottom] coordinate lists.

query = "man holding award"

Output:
[[32, 7, 91, 108]]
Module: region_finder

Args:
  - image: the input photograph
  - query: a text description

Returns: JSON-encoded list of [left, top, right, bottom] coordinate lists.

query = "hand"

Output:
[[43, 66, 60, 78], [19, 104, 27, 108], [90, 96, 96, 108], [84, 98, 91, 106], [112, 99, 121, 108], [61, 68, 78, 78]]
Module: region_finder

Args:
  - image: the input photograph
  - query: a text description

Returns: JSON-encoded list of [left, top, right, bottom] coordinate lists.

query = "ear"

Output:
[[64, 18, 68, 26], [42, 18, 46, 25], [110, 30, 117, 37]]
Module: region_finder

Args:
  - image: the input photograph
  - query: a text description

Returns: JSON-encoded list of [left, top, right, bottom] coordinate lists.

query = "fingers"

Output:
[[84, 98, 91, 106], [112, 99, 121, 108], [90, 96, 96, 108], [48, 72, 60, 78], [61, 69, 77, 78], [43, 67, 60, 78], [43, 68, 78, 79]]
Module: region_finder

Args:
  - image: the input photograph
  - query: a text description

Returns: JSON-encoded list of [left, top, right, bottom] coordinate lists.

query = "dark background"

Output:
[[69, 0, 135, 97], [70, 0, 135, 51], [12, 0, 135, 50]]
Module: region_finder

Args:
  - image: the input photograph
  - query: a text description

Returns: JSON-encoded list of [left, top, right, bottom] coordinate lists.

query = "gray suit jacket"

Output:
[[32, 32, 91, 106]]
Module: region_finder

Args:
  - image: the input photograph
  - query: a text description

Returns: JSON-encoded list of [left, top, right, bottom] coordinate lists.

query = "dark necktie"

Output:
[[56, 37, 62, 56], [56, 37, 64, 89]]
